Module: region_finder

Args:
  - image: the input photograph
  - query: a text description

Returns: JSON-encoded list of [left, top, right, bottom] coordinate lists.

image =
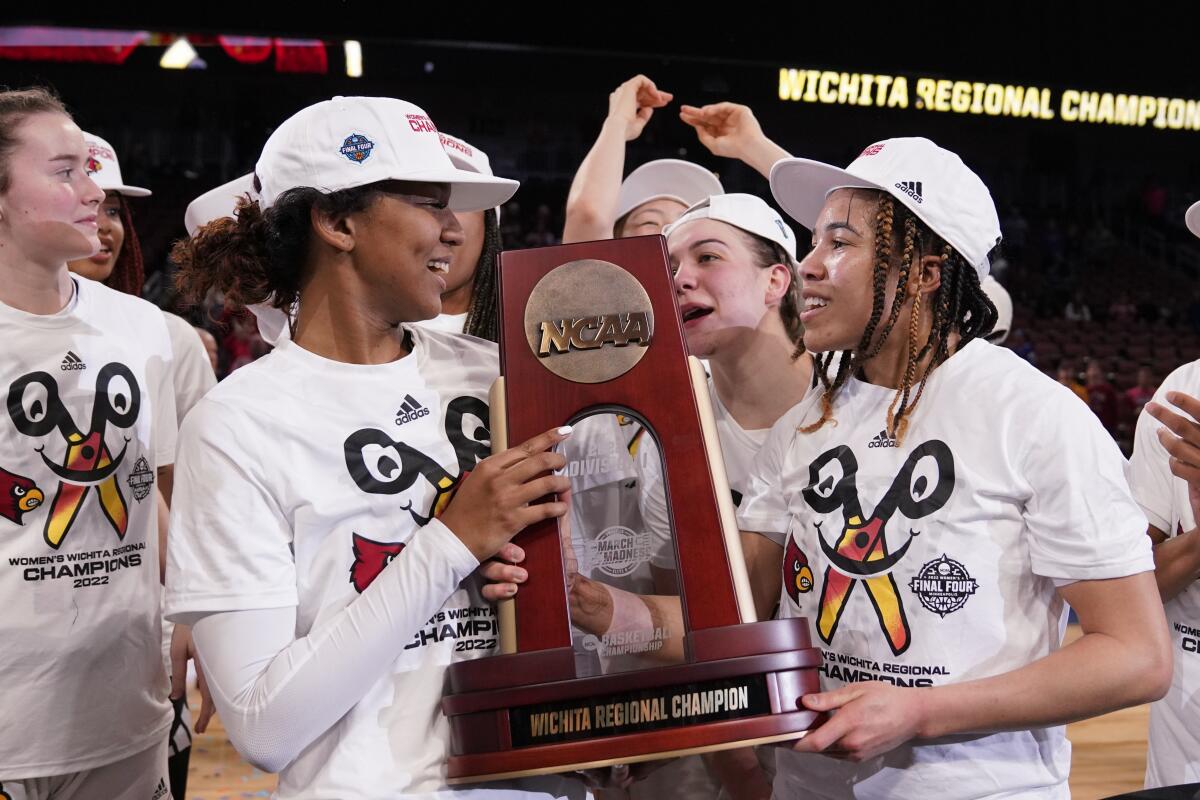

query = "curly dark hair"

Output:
[[171, 183, 380, 317]]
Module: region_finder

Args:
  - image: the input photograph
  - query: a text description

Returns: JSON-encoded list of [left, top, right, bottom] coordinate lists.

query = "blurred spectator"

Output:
[[1085, 360, 1119, 433], [523, 203, 559, 248], [1064, 291, 1092, 322], [1057, 361, 1089, 404], [1108, 293, 1137, 325], [197, 327, 219, 373], [220, 310, 268, 375], [1008, 329, 1036, 364], [1124, 365, 1157, 417], [1002, 206, 1029, 261]]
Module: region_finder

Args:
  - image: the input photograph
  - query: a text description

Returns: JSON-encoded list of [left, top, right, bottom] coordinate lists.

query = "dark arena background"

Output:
[[2, 8, 1197, 796]]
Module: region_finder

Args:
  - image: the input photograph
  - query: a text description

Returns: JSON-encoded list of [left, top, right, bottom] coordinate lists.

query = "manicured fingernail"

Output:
[[507, 585, 518, 596], [514, 569, 528, 582], [557, 425, 573, 436]]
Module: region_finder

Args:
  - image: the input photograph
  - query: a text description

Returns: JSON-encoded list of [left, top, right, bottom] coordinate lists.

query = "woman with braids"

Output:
[[416, 132, 504, 341], [164, 95, 583, 799], [728, 138, 1171, 798], [0, 87, 177, 798]]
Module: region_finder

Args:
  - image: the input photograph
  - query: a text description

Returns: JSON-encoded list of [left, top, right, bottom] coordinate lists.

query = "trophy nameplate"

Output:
[[443, 236, 821, 783]]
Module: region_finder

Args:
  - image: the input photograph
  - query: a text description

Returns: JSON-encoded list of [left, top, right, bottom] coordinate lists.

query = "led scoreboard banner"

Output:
[[778, 68, 1200, 131]]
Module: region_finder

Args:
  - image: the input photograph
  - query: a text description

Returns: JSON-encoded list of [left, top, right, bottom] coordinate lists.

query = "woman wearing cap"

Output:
[[0, 87, 177, 797], [195, 134, 505, 346], [730, 138, 1170, 798], [561, 193, 809, 800], [165, 96, 582, 799], [1124, 202, 1200, 787], [563, 75, 722, 244], [72, 132, 218, 799], [415, 133, 505, 340]]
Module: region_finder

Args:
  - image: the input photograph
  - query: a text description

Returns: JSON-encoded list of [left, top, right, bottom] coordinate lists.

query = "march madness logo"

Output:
[[0, 465, 43, 525], [343, 395, 488, 525], [802, 440, 955, 655], [349, 533, 405, 593], [7, 364, 140, 548]]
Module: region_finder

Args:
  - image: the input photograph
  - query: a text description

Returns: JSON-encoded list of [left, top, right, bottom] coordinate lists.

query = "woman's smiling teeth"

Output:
[[427, 259, 450, 274]]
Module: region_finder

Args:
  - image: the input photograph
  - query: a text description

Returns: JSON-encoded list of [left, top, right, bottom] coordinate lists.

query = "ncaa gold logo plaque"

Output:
[[523, 259, 654, 384]]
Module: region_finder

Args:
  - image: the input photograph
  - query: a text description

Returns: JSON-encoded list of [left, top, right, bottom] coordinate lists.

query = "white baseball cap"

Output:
[[1186, 201, 1200, 239], [662, 193, 797, 263], [439, 132, 502, 224], [82, 132, 150, 197], [616, 159, 724, 221], [439, 132, 493, 177], [184, 173, 257, 236], [769, 138, 1001, 279], [981, 275, 1012, 344], [255, 96, 518, 212]]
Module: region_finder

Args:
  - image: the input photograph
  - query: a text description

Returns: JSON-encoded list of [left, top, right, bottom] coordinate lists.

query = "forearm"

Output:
[[917, 573, 1170, 739], [563, 118, 627, 243], [191, 519, 477, 773], [157, 488, 169, 582], [1150, 527, 1200, 601], [739, 136, 791, 179], [570, 576, 686, 662]]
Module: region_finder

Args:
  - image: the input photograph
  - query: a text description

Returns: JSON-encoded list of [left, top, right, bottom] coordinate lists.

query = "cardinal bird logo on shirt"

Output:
[[6, 364, 139, 548], [803, 440, 955, 656], [783, 536, 814, 605], [349, 533, 406, 593], [0, 465, 43, 526]]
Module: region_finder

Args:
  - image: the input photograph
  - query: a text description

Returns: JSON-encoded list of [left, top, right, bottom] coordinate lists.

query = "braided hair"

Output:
[[802, 192, 997, 443], [462, 208, 502, 341]]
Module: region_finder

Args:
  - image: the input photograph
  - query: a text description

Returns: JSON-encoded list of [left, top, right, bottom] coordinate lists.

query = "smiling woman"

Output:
[[0, 86, 181, 797], [164, 95, 585, 800], [732, 138, 1173, 800]]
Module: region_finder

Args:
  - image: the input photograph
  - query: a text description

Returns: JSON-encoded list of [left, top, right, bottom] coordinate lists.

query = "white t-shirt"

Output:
[[164, 326, 575, 798], [415, 312, 470, 335], [1127, 359, 1200, 787], [161, 311, 216, 426], [638, 377, 780, 574], [0, 276, 175, 779], [737, 339, 1152, 800]]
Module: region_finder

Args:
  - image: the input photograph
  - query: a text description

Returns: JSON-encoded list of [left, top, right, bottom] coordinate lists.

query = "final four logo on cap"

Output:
[[339, 133, 375, 164]]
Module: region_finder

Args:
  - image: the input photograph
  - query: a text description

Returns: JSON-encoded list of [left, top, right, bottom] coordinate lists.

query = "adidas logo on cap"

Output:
[[394, 394, 430, 426], [868, 429, 897, 449], [60, 351, 86, 371], [894, 180, 924, 204]]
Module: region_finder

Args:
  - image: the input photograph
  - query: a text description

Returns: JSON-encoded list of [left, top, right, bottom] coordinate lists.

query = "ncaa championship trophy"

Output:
[[442, 235, 821, 782]]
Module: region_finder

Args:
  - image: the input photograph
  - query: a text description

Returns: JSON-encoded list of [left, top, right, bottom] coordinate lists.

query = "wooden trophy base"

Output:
[[443, 618, 821, 783]]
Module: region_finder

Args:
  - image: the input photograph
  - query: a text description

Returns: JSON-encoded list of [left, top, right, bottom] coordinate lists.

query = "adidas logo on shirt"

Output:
[[868, 429, 897, 449], [394, 394, 430, 425], [151, 777, 169, 800], [59, 351, 86, 371], [894, 181, 924, 203]]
